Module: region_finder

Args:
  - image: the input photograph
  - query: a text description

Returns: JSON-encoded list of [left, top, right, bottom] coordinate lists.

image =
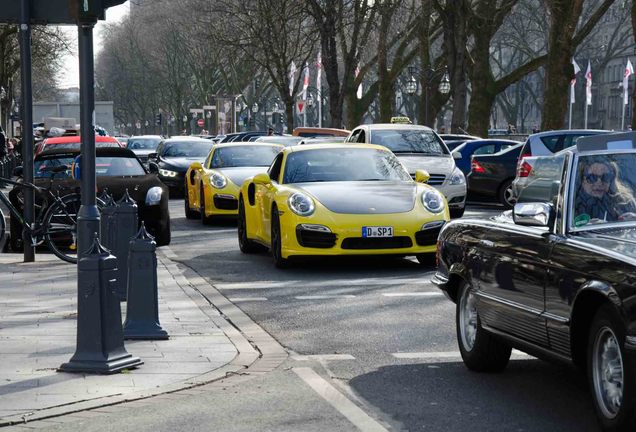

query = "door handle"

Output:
[[479, 239, 495, 248]]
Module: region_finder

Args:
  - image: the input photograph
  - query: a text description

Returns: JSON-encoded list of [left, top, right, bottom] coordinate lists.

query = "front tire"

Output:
[[271, 206, 289, 269], [238, 197, 266, 253], [456, 281, 511, 372], [588, 305, 636, 430]]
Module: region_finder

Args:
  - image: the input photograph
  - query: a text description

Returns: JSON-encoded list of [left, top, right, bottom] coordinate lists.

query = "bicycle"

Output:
[[0, 165, 95, 264]]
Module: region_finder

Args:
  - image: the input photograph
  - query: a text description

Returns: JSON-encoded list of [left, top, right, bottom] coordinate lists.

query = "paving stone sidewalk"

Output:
[[0, 251, 255, 427]]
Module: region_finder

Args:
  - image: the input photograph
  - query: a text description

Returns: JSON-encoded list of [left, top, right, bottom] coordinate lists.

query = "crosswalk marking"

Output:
[[381, 292, 443, 297], [227, 297, 268, 302], [215, 276, 432, 290], [295, 295, 356, 300]]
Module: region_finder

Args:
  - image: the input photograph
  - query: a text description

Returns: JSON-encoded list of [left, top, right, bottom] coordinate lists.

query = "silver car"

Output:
[[346, 124, 466, 218]]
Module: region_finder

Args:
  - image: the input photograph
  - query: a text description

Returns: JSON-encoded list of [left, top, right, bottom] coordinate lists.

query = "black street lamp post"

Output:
[[405, 66, 451, 126]]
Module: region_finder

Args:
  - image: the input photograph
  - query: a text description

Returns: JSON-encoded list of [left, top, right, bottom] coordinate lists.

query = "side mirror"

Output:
[[452, 151, 462, 160], [415, 169, 430, 183], [513, 202, 553, 227], [252, 173, 271, 185], [190, 162, 203, 171], [13, 166, 23, 177]]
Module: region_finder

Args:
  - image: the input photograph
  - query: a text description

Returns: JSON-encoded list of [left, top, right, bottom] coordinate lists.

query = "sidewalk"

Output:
[[0, 250, 259, 426]]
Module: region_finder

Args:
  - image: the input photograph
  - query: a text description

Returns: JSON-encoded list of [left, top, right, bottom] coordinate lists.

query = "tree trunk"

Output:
[[467, 30, 496, 136]]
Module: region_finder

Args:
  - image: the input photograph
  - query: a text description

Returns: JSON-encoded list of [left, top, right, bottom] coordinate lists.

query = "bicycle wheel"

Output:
[[43, 194, 83, 264]]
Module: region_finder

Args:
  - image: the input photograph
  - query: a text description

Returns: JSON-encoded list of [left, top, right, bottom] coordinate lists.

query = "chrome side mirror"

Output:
[[513, 202, 553, 227], [452, 151, 462, 160]]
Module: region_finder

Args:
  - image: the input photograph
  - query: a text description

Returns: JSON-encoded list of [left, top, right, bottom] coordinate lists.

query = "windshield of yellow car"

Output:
[[369, 129, 448, 155], [282, 148, 411, 184], [211, 145, 281, 168]]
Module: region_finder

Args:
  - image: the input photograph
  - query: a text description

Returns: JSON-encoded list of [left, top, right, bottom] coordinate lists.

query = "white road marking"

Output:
[[216, 276, 431, 290], [295, 295, 356, 300], [293, 367, 389, 432], [227, 297, 268, 302], [391, 349, 532, 359], [292, 354, 356, 361], [381, 292, 443, 297]]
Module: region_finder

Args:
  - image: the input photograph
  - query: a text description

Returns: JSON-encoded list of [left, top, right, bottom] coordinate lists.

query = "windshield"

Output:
[[43, 142, 120, 152], [282, 148, 411, 184], [370, 129, 448, 155], [211, 145, 280, 168], [572, 153, 636, 227], [127, 138, 160, 150], [162, 141, 213, 158], [35, 156, 146, 178]]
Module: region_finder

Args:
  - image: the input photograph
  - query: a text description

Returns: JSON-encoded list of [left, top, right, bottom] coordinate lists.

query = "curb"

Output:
[[0, 247, 288, 427]]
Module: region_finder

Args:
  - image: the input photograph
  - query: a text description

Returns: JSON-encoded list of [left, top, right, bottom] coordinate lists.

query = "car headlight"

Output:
[[422, 189, 445, 213], [210, 172, 227, 189], [145, 186, 163, 205], [449, 167, 465, 185], [288, 192, 315, 216], [159, 168, 178, 177]]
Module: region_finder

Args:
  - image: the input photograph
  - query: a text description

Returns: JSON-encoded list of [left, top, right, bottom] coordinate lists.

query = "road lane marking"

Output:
[[216, 277, 432, 290], [227, 297, 268, 302], [391, 350, 532, 359], [382, 292, 443, 297], [295, 295, 356, 300], [291, 354, 356, 361], [293, 367, 389, 432]]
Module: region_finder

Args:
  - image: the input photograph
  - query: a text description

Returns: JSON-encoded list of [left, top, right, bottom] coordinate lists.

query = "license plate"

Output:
[[362, 226, 393, 237]]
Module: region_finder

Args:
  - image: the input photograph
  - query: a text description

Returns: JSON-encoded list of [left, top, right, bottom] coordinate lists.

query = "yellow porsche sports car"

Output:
[[237, 143, 450, 268], [185, 142, 283, 224]]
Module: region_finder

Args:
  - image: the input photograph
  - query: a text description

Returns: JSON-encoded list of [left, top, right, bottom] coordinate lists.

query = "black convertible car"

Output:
[[434, 132, 636, 430], [10, 147, 170, 250]]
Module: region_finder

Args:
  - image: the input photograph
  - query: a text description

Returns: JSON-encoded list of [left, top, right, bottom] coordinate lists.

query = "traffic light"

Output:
[[155, 113, 162, 126]]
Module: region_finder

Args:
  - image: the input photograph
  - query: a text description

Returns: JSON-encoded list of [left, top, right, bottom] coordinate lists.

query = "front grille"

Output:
[[410, 173, 446, 185], [213, 195, 238, 210], [296, 227, 337, 248], [341, 236, 412, 250], [415, 223, 444, 246]]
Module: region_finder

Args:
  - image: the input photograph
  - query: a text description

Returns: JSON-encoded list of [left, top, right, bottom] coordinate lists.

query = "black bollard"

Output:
[[99, 190, 116, 250], [124, 223, 168, 340], [59, 233, 143, 374], [113, 189, 138, 300]]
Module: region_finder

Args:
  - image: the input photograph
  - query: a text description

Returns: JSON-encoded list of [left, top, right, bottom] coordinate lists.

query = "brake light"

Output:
[[471, 160, 485, 173], [517, 160, 533, 177]]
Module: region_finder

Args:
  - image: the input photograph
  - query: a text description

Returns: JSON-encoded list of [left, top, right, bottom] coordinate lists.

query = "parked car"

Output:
[[453, 139, 521, 175], [10, 147, 170, 250], [218, 131, 279, 143], [346, 124, 466, 218], [147, 137, 214, 195], [126, 135, 163, 165], [238, 143, 449, 267], [467, 143, 523, 208], [34, 135, 123, 156], [184, 142, 283, 223], [438, 134, 481, 151], [513, 129, 610, 200], [434, 131, 636, 431]]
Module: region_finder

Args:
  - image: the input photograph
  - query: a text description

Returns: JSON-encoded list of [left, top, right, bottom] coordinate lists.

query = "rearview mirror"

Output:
[[452, 151, 462, 160], [252, 173, 271, 185], [415, 169, 430, 183], [190, 162, 203, 171], [513, 202, 553, 227]]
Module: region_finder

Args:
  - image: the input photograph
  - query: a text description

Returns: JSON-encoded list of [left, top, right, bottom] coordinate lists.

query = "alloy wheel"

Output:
[[459, 287, 478, 351], [592, 326, 624, 419]]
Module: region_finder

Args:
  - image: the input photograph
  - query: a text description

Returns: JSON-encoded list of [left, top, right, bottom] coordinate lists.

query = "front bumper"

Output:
[[158, 171, 186, 192], [434, 182, 466, 210], [202, 181, 240, 217]]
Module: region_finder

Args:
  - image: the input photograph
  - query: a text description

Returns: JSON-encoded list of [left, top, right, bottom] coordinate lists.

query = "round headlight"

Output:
[[288, 192, 315, 216], [449, 167, 465, 185], [145, 186, 163, 205], [422, 189, 445, 213], [210, 172, 227, 189]]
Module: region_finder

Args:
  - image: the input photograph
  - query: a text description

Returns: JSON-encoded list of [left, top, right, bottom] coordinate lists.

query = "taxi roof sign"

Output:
[[390, 116, 412, 124], [576, 131, 636, 153]]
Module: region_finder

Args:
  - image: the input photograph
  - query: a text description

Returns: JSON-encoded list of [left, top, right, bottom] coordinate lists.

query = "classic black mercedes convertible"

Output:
[[434, 132, 636, 430]]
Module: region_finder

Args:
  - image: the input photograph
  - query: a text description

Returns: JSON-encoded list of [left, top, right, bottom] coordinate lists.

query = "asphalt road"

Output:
[[41, 200, 601, 432]]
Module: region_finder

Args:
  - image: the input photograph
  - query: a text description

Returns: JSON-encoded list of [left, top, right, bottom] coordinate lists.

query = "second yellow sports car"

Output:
[[185, 142, 283, 224], [237, 143, 450, 267]]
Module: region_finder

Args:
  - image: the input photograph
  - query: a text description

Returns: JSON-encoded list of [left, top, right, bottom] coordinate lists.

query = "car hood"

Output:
[[160, 157, 204, 171], [395, 154, 454, 175], [217, 166, 269, 187], [575, 227, 636, 262], [296, 181, 416, 214]]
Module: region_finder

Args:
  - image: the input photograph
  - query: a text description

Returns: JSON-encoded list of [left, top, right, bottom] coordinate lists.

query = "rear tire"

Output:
[[238, 197, 266, 253], [200, 186, 214, 225], [498, 179, 515, 209], [43, 194, 83, 264], [456, 281, 511, 372], [271, 207, 289, 269], [184, 183, 199, 220], [155, 218, 171, 246]]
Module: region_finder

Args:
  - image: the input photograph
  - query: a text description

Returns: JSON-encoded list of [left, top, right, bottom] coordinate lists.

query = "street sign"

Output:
[[297, 101, 305, 114], [0, 0, 126, 25], [197, 118, 205, 128]]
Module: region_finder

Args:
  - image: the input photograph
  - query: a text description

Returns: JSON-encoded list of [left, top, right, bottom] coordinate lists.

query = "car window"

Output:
[[210, 145, 280, 168], [357, 130, 366, 143], [127, 138, 160, 150], [95, 156, 146, 176], [369, 129, 448, 155], [564, 134, 593, 150], [473, 144, 496, 155], [347, 129, 361, 143], [539, 135, 564, 153], [517, 154, 566, 206], [34, 157, 74, 178], [501, 143, 513, 151], [162, 141, 213, 157], [268, 153, 283, 183]]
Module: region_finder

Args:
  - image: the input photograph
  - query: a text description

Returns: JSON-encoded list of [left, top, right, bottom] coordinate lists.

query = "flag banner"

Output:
[[624, 59, 634, 105], [316, 51, 322, 92], [289, 61, 297, 97], [585, 60, 592, 106], [302, 62, 309, 101], [571, 58, 581, 104], [355, 64, 363, 99]]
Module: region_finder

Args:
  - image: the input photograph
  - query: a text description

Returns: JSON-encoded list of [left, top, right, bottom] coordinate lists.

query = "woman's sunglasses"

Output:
[[584, 172, 613, 184]]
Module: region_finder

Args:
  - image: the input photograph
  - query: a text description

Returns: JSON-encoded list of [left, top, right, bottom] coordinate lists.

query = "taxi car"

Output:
[[237, 144, 450, 268], [434, 131, 636, 430], [185, 143, 283, 224]]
